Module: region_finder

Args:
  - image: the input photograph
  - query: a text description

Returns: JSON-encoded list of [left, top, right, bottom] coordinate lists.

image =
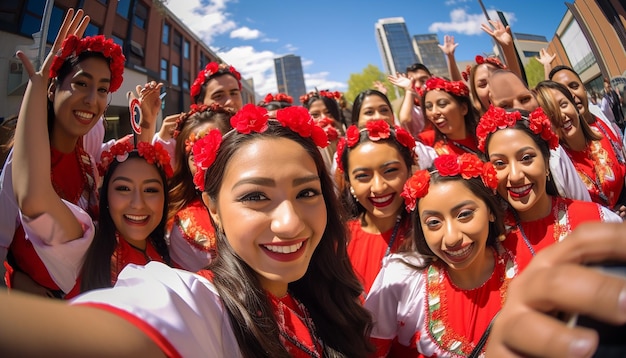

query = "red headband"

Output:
[[190, 62, 242, 101], [418, 77, 469, 98]]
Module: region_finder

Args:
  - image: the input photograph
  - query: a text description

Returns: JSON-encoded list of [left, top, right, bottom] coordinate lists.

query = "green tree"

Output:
[[525, 58, 545, 88], [345, 64, 397, 103]]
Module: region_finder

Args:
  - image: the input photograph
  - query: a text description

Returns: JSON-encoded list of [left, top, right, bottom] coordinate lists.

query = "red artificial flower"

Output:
[[401, 170, 431, 212], [190, 62, 241, 101], [434, 154, 461, 176], [458, 153, 483, 179], [477, 106, 527, 152], [423, 77, 469, 98], [192, 129, 222, 191], [275, 106, 328, 148], [365, 120, 391, 141], [345, 125, 360, 147], [335, 138, 347, 172], [394, 126, 416, 152], [264, 93, 274, 104], [481, 162, 499, 191], [230, 104, 269, 134]]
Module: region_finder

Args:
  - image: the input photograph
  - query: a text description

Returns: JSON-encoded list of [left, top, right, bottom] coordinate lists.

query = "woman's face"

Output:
[[472, 64, 494, 111], [357, 95, 394, 128], [487, 129, 551, 221], [108, 158, 165, 248], [347, 141, 409, 222], [489, 72, 538, 112], [207, 137, 326, 297], [50, 57, 110, 142], [424, 90, 468, 139], [418, 180, 492, 273], [547, 88, 582, 146], [202, 75, 242, 111], [551, 70, 589, 117], [308, 99, 334, 121]]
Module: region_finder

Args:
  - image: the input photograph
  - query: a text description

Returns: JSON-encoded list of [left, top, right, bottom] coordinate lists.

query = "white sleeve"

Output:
[[600, 205, 623, 223], [153, 134, 177, 169], [414, 140, 437, 170], [82, 117, 106, 161], [549, 145, 591, 202], [591, 102, 621, 138], [71, 262, 241, 358], [0, 150, 18, 262], [20, 199, 95, 293]]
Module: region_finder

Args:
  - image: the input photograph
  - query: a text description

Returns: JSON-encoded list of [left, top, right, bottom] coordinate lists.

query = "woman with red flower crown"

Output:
[[165, 103, 234, 271], [5, 9, 171, 299], [366, 153, 517, 358], [336, 120, 418, 294], [417, 77, 482, 157], [477, 106, 621, 272]]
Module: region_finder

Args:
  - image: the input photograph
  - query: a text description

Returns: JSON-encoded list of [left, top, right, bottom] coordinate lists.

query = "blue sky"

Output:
[[166, 0, 569, 99]]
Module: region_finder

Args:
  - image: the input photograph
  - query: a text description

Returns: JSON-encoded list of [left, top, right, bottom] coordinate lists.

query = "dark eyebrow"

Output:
[[489, 145, 535, 160], [74, 71, 111, 84], [111, 176, 163, 186], [420, 200, 476, 218], [232, 175, 320, 190], [351, 160, 401, 175]]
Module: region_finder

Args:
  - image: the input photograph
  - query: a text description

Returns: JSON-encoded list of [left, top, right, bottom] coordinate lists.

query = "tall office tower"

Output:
[[375, 17, 418, 76], [274, 54, 307, 105], [412, 34, 449, 78]]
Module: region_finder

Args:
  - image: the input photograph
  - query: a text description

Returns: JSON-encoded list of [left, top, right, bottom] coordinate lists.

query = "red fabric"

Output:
[[268, 293, 323, 357], [110, 238, 166, 286], [346, 219, 409, 294], [417, 130, 435, 147]]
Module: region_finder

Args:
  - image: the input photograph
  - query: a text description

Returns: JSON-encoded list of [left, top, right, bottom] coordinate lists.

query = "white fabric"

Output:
[[22, 200, 95, 293], [167, 223, 213, 272], [549, 145, 591, 202], [590, 102, 621, 139], [153, 134, 177, 169], [599, 204, 623, 222], [71, 262, 242, 358], [414, 140, 437, 170], [0, 150, 18, 262]]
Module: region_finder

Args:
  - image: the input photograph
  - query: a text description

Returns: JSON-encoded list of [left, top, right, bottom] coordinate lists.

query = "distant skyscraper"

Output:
[[412, 34, 449, 79], [375, 17, 418, 76], [274, 54, 307, 105]]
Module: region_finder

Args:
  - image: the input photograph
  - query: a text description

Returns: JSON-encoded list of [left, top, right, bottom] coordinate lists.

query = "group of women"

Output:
[[0, 7, 624, 358]]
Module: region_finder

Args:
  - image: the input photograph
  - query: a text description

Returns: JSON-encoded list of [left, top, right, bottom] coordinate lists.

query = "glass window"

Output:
[[134, 1, 147, 29], [112, 35, 124, 48], [183, 40, 190, 59], [183, 72, 190, 90], [85, 23, 100, 37], [172, 65, 180, 86], [26, 0, 45, 14], [116, 0, 131, 18], [173, 31, 182, 51], [162, 23, 170, 44], [161, 59, 168, 81]]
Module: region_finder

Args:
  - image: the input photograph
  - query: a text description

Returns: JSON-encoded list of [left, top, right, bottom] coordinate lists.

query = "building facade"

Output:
[[412, 33, 449, 78], [274, 54, 306, 105], [0, 0, 256, 141], [375, 17, 418, 76]]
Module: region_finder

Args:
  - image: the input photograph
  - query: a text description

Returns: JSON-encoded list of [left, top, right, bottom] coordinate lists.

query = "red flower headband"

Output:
[[191, 104, 329, 191], [49, 35, 125, 93], [299, 90, 342, 104], [315, 117, 339, 142], [98, 141, 174, 178], [401, 153, 498, 212], [461, 55, 507, 82], [173, 102, 235, 139], [476, 105, 559, 152], [190, 62, 242, 101], [418, 77, 469, 98], [263, 93, 293, 104], [335, 120, 417, 172]]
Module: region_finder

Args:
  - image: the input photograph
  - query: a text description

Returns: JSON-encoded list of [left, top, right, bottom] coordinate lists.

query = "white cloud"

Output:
[[428, 8, 516, 36], [230, 27, 262, 40]]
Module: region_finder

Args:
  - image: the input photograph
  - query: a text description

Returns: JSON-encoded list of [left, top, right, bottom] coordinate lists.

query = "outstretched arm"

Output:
[[438, 35, 462, 81], [536, 48, 556, 81], [388, 73, 419, 130], [481, 19, 523, 79], [12, 8, 89, 241]]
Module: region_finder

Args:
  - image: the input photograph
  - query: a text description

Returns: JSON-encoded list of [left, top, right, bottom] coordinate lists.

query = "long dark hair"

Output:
[[203, 122, 373, 357], [81, 152, 171, 292], [350, 89, 392, 126], [420, 89, 479, 144], [403, 173, 506, 268]]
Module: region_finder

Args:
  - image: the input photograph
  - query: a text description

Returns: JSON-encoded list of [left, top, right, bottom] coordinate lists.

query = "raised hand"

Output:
[[387, 73, 414, 91], [536, 48, 556, 67], [481, 19, 512, 46], [438, 35, 459, 56]]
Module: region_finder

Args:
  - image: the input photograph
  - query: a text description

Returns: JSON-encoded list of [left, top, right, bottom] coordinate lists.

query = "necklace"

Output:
[[384, 214, 403, 257], [271, 292, 324, 358], [512, 198, 570, 258]]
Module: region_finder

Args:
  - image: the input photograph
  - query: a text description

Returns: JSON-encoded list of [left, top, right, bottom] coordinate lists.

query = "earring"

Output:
[[498, 234, 506, 242], [349, 186, 358, 202]]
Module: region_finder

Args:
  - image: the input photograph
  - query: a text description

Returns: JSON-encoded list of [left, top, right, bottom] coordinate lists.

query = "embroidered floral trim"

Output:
[[174, 198, 217, 252], [335, 120, 416, 172], [49, 35, 125, 93], [418, 77, 469, 98], [98, 141, 173, 178], [190, 62, 241, 101], [192, 104, 329, 191], [401, 153, 498, 212], [476, 106, 559, 152]]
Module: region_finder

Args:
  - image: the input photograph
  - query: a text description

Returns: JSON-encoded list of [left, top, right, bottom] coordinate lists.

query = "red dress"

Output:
[[110, 234, 166, 286], [346, 218, 409, 294], [5, 143, 98, 298], [503, 196, 616, 272], [418, 130, 480, 156]]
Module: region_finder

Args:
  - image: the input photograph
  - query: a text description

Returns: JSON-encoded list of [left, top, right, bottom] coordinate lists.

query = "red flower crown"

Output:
[[418, 77, 469, 98], [191, 104, 329, 191], [173, 102, 235, 139], [315, 117, 339, 142], [190, 62, 242, 101], [335, 120, 417, 172], [401, 153, 498, 212], [461, 55, 507, 82], [98, 141, 174, 178], [263, 93, 293, 104], [476, 105, 559, 152], [49, 35, 125, 93], [299, 90, 342, 104]]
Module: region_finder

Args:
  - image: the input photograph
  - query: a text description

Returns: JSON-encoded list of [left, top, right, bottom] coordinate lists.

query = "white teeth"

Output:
[[125, 214, 148, 221], [75, 111, 94, 119], [509, 184, 532, 194], [371, 194, 393, 203], [563, 121, 572, 130], [446, 244, 472, 257], [264, 242, 303, 254]]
